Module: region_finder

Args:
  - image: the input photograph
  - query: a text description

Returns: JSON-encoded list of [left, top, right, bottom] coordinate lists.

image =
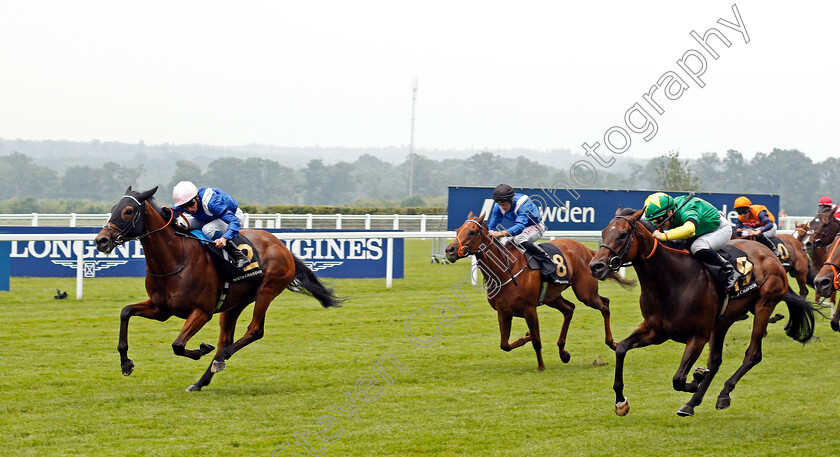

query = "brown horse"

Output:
[[801, 213, 839, 323], [444, 212, 634, 371], [95, 187, 342, 391], [731, 230, 812, 298], [589, 208, 817, 417], [813, 234, 840, 330]]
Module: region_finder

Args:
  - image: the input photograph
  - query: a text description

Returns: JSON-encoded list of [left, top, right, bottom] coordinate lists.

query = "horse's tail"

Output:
[[606, 270, 636, 289], [781, 290, 822, 343], [289, 255, 345, 308]]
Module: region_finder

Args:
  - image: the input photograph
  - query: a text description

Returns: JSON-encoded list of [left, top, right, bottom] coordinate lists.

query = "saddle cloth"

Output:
[[524, 242, 571, 285], [189, 230, 264, 282], [768, 236, 791, 268], [704, 244, 759, 299]]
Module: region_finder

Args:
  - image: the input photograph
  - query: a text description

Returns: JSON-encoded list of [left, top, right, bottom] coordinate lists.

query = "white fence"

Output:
[[0, 226, 800, 299], [0, 213, 449, 231]]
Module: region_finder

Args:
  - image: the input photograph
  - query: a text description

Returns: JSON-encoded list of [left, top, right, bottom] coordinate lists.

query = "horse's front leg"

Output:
[[613, 323, 659, 416], [522, 306, 545, 371], [171, 308, 214, 360], [118, 300, 170, 376], [498, 312, 530, 352], [672, 335, 710, 417]]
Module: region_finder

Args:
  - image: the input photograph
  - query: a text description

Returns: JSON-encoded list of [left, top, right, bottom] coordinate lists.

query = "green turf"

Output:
[[1, 240, 839, 456]]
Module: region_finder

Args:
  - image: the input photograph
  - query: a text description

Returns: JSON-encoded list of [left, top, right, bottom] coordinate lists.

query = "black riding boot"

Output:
[[224, 242, 251, 269], [756, 233, 780, 256], [520, 241, 561, 283], [694, 248, 743, 291]]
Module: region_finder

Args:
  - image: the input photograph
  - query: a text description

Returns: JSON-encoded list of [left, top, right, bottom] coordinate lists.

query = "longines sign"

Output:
[[1, 227, 404, 279]]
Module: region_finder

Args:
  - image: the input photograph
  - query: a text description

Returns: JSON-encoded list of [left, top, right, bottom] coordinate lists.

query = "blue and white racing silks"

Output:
[[174, 187, 242, 240], [486, 193, 544, 236]]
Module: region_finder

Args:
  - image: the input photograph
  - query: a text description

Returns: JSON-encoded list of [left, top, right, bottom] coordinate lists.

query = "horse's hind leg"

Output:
[[187, 306, 245, 392], [716, 305, 773, 410], [118, 300, 171, 376], [208, 287, 283, 374], [171, 308, 214, 360], [570, 275, 616, 350], [544, 297, 574, 363]]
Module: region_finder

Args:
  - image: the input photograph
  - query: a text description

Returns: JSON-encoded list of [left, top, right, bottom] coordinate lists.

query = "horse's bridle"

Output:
[[600, 215, 638, 272], [102, 196, 175, 246], [454, 219, 491, 257]]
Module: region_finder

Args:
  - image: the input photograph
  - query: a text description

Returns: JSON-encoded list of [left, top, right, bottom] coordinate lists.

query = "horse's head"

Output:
[[589, 207, 646, 280], [793, 223, 808, 241], [814, 237, 840, 298], [95, 186, 158, 253], [802, 214, 838, 254], [445, 211, 491, 263]]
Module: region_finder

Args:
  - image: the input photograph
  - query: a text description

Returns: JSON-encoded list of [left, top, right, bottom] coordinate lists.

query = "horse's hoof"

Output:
[[537, 365, 546, 371], [211, 359, 226, 373], [831, 320, 839, 332], [692, 367, 709, 384], [615, 398, 630, 416], [677, 405, 695, 417], [716, 396, 731, 410], [559, 350, 571, 363], [122, 359, 135, 376], [199, 342, 215, 354], [185, 384, 202, 392]]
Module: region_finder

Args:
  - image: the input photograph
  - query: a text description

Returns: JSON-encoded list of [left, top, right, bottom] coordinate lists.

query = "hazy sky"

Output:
[[1, 1, 837, 161]]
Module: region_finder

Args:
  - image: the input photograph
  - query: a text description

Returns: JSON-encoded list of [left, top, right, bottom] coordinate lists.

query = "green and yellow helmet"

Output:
[[644, 192, 675, 221]]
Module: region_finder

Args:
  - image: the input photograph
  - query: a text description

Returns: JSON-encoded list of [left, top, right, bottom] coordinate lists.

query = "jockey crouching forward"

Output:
[[172, 180, 251, 269], [644, 192, 743, 292], [486, 184, 557, 280], [733, 196, 780, 256]]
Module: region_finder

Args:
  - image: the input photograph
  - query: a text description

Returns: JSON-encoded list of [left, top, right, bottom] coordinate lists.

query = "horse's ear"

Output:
[[632, 208, 645, 220], [615, 205, 623, 216], [137, 186, 158, 202], [467, 211, 474, 219], [125, 186, 132, 194], [477, 212, 486, 223]]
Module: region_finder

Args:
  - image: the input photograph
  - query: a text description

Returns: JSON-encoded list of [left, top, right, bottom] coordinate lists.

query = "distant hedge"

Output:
[[240, 205, 446, 215]]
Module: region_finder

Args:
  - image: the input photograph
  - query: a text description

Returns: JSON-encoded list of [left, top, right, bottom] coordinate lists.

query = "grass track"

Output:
[[1, 240, 840, 456]]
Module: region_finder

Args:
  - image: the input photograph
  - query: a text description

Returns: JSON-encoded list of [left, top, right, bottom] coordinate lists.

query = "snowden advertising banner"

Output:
[[1, 227, 403, 279], [447, 187, 780, 231]]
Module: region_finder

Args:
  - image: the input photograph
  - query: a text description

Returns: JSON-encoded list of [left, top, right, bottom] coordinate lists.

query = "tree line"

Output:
[[1, 146, 837, 216]]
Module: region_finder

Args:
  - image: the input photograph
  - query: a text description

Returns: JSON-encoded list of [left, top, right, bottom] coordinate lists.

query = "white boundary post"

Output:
[[76, 247, 84, 299], [386, 238, 394, 289]]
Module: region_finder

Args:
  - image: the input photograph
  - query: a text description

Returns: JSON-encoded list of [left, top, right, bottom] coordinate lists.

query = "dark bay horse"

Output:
[[444, 212, 634, 370], [589, 208, 817, 417], [731, 230, 812, 298], [95, 187, 342, 391], [802, 213, 839, 324], [813, 236, 840, 330]]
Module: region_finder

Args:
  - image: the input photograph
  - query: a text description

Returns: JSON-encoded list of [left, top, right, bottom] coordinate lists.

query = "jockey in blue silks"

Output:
[[172, 180, 250, 269], [486, 184, 553, 269]]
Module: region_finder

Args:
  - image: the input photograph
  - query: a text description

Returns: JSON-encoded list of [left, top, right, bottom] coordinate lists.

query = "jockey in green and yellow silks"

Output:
[[643, 192, 743, 291]]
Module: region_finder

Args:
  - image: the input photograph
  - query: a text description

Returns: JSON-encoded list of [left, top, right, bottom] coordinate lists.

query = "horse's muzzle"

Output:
[[95, 229, 114, 254], [589, 260, 609, 280], [444, 244, 460, 263], [814, 276, 835, 298]]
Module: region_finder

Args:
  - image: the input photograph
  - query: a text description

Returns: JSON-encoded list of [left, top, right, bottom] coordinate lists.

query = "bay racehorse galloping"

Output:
[[444, 212, 634, 370], [589, 208, 817, 417], [95, 187, 342, 391], [731, 230, 813, 298], [813, 236, 840, 330], [802, 213, 839, 325]]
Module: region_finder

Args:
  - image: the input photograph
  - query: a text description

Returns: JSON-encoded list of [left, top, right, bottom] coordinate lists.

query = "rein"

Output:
[[106, 201, 186, 278], [601, 215, 688, 271], [456, 219, 522, 287]]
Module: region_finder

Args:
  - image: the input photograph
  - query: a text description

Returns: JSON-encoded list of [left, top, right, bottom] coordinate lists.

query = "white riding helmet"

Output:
[[173, 181, 199, 206]]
